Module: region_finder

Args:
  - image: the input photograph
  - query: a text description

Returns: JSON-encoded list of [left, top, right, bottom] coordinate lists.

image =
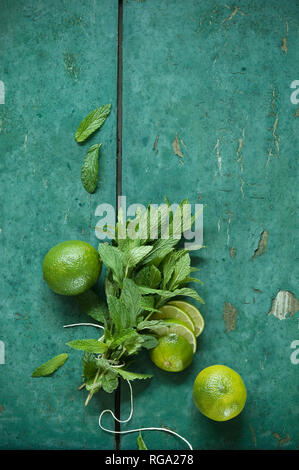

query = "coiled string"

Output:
[[99, 379, 193, 450], [63, 323, 193, 450]]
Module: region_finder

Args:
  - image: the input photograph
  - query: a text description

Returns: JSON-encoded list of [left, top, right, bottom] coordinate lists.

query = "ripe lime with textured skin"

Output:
[[193, 365, 247, 421], [43, 240, 102, 296], [150, 334, 193, 372], [152, 304, 195, 333], [168, 300, 204, 337], [153, 318, 197, 353]]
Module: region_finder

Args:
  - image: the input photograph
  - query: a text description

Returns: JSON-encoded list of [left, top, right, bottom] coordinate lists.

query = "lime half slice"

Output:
[[168, 300, 204, 337], [153, 319, 197, 353], [152, 304, 195, 333]]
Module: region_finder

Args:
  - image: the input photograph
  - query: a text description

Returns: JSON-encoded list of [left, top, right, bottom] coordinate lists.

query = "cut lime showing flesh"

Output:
[[168, 300, 204, 337], [152, 305, 195, 333], [153, 319, 197, 353]]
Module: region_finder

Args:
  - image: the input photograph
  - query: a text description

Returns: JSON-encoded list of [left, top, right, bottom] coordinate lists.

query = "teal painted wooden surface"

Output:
[[0, 0, 118, 450], [121, 0, 299, 450], [0, 0, 298, 452]]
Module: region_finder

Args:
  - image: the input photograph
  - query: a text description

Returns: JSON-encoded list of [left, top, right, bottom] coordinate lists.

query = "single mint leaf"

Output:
[[81, 144, 101, 194], [76, 289, 108, 324], [86, 376, 102, 393], [142, 238, 178, 266], [178, 276, 203, 286], [137, 433, 148, 450], [101, 370, 119, 393], [138, 286, 204, 304], [82, 352, 98, 380], [168, 251, 191, 290], [75, 104, 111, 142], [139, 295, 160, 313], [140, 334, 159, 350], [137, 320, 169, 331], [123, 333, 144, 356], [110, 328, 138, 349], [95, 356, 114, 371], [120, 279, 143, 326], [32, 353, 68, 378], [66, 339, 108, 354], [190, 267, 200, 273], [98, 244, 124, 284], [144, 204, 171, 242], [125, 246, 153, 268], [105, 276, 120, 298], [116, 369, 152, 381], [161, 252, 177, 289], [170, 287, 205, 304], [135, 265, 162, 289], [107, 295, 131, 332]]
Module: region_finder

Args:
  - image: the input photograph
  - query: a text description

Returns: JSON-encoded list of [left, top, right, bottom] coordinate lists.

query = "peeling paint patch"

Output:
[[272, 114, 280, 155], [153, 134, 159, 151], [63, 52, 80, 79], [223, 302, 238, 333], [0, 80, 5, 104], [281, 36, 287, 53], [273, 432, 291, 446], [252, 230, 269, 258], [24, 133, 28, 153], [172, 133, 183, 159], [268, 290, 299, 320], [223, 5, 245, 21], [225, 210, 234, 246], [239, 176, 245, 199], [63, 207, 71, 225], [270, 87, 277, 117], [229, 246, 237, 259], [281, 20, 288, 54], [0, 405, 3, 412], [267, 87, 280, 165], [250, 424, 257, 447], [236, 119, 247, 173], [236, 136, 244, 172], [294, 108, 299, 118], [214, 138, 222, 176]]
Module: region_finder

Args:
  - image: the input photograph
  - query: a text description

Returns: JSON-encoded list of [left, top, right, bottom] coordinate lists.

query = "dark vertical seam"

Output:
[[116, 0, 123, 208], [114, 0, 123, 452]]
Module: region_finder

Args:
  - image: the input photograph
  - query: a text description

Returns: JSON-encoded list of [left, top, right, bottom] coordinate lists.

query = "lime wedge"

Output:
[[168, 300, 204, 337], [153, 319, 197, 353], [152, 304, 195, 333]]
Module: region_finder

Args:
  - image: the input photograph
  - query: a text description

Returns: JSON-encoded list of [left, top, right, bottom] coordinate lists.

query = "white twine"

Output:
[[63, 322, 105, 330], [99, 379, 193, 450], [63, 323, 193, 450], [63, 322, 104, 342]]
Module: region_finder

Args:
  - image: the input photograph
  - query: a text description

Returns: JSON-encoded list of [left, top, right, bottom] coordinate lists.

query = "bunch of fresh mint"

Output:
[[32, 199, 204, 407]]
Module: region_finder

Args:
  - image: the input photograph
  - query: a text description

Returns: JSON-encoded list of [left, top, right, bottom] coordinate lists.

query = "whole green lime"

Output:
[[42, 240, 102, 296], [149, 333, 194, 372], [193, 365, 247, 421]]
